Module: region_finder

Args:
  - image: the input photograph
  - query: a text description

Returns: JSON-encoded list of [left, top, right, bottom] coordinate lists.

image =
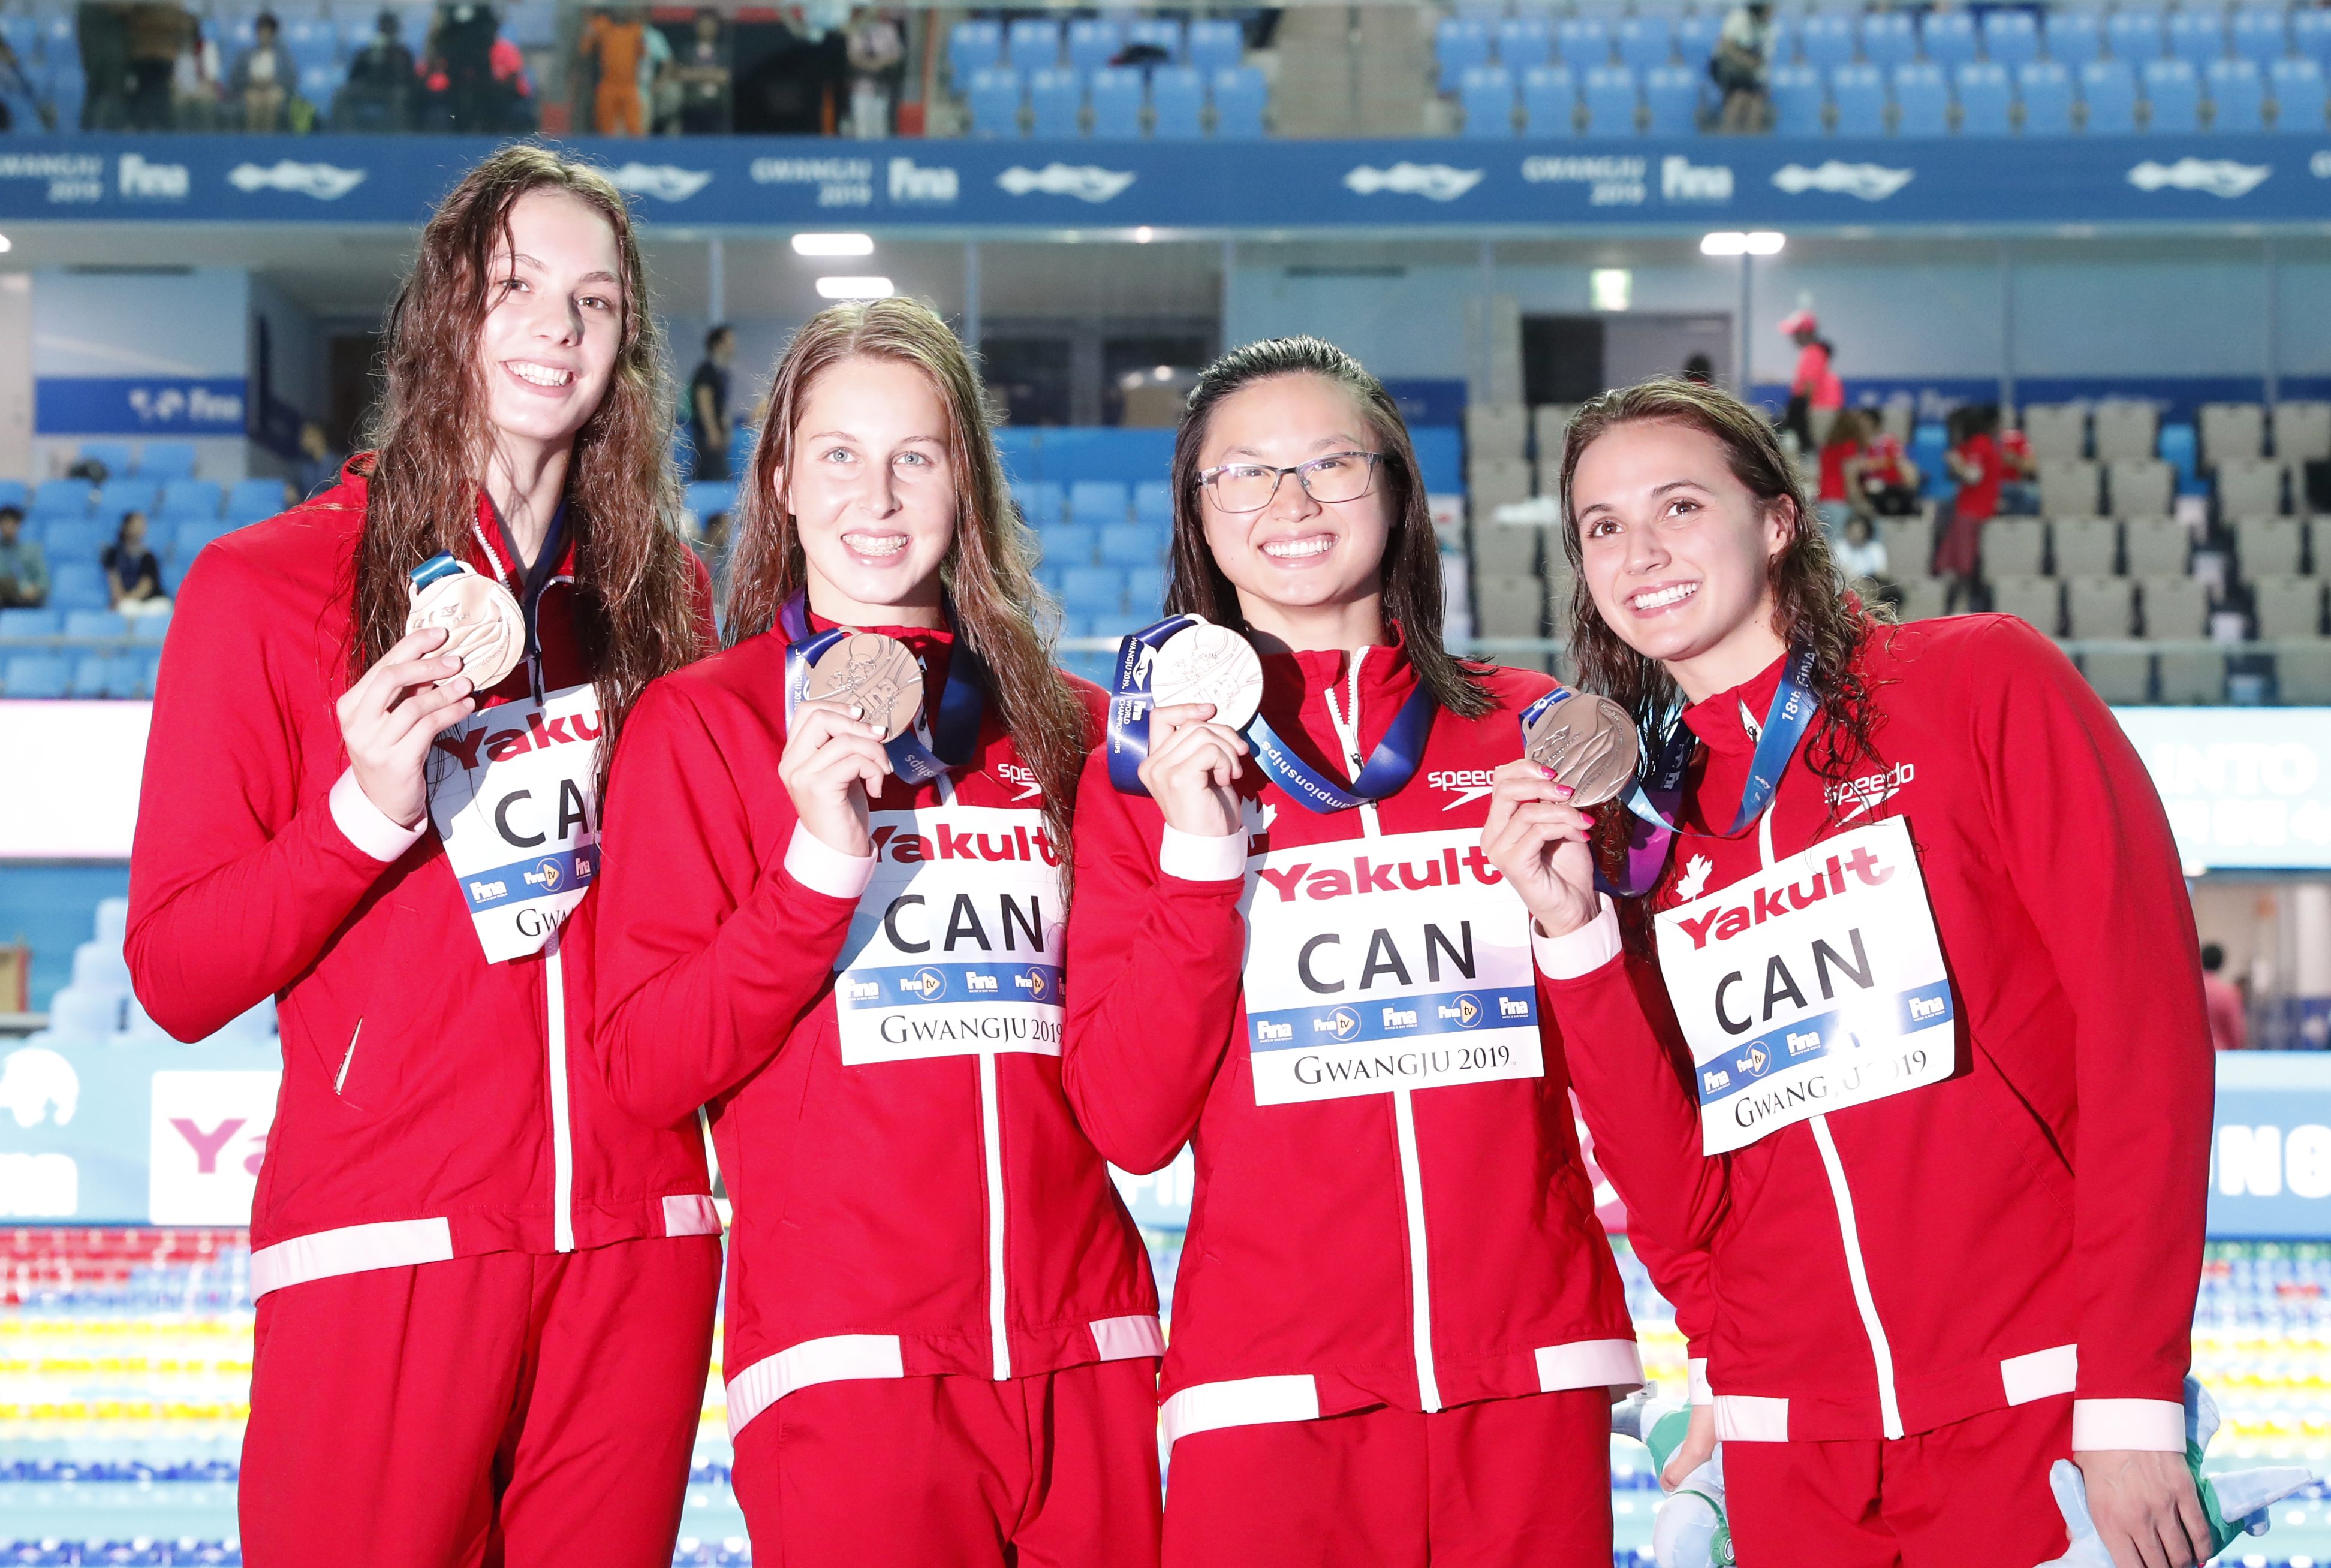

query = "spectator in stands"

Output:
[[1850, 424, 1922, 517], [0, 505, 47, 609], [689, 503, 731, 620], [339, 8, 418, 130], [579, 5, 648, 134], [1935, 403, 2008, 612], [642, 8, 677, 132], [124, 2, 186, 130], [1777, 309, 1843, 453], [103, 512, 168, 617], [76, 0, 131, 130], [673, 7, 731, 134], [170, 14, 222, 129], [228, 10, 293, 131], [1998, 418, 2040, 515], [421, 2, 522, 132], [1814, 407, 1870, 532], [1682, 352, 1715, 385], [689, 324, 735, 483], [845, 7, 905, 137], [296, 421, 344, 499], [2202, 943, 2246, 1051], [1712, 0, 1773, 132], [1835, 512, 1902, 611]]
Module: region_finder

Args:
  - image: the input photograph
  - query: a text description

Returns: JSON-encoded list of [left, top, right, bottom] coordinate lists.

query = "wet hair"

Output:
[[724, 297, 1091, 891], [351, 142, 705, 794], [1164, 335, 1495, 720]]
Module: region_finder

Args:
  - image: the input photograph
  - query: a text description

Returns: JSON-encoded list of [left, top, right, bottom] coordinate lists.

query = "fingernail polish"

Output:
[[1554, 783, 1574, 800]]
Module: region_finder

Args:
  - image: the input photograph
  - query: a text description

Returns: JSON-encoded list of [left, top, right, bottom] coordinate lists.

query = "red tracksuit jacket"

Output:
[[1536, 614, 2211, 1451], [127, 466, 721, 1297], [591, 618, 1162, 1439], [1063, 632, 1642, 1453]]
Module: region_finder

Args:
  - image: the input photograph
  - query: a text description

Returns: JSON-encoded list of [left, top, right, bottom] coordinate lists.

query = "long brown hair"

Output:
[[724, 298, 1090, 885], [1165, 336, 1495, 720], [1555, 378, 1888, 797], [351, 143, 703, 786]]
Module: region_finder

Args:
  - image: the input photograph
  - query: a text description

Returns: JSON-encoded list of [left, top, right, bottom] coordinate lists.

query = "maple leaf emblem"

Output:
[[1673, 854, 1714, 903]]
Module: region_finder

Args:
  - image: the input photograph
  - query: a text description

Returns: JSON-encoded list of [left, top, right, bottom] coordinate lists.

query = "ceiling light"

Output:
[[1590, 268, 1631, 311], [1701, 231, 1785, 257], [0, 234, 14, 254], [1134, 226, 1155, 243], [1745, 231, 1787, 255], [815, 276, 894, 300], [793, 233, 874, 257]]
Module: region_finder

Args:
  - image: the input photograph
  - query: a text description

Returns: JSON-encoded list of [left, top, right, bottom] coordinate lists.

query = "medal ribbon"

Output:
[[409, 553, 469, 592], [1106, 614, 1439, 814], [779, 592, 987, 787]]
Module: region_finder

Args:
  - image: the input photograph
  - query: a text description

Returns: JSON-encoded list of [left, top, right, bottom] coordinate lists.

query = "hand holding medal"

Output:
[[1120, 617, 1258, 839], [1480, 687, 1645, 940], [404, 554, 525, 691]]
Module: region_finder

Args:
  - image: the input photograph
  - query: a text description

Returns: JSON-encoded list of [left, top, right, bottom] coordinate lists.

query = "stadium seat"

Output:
[[1957, 62, 2012, 132], [1893, 63, 1950, 133], [0, 479, 25, 512], [1582, 65, 1639, 135], [2082, 59, 2140, 131], [1617, 16, 1674, 72], [2167, 8, 2228, 70], [2254, 572, 2324, 637], [1797, 13, 1856, 71], [1832, 65, 1887, 135], [159, 478, 221, 518], [0, 606, 60, 637], [1522, 65, 1579, 134], [92, 481, 156, 526], [1922, 10, 1979, 68], [2068, 574, 2137, 637], [77, 440, 134, 477], [1125, 565, 1167, 613], [1189, 18, 1243, 77], [1862, 11, 1918, 68], [2020, 61, 2077, 132], [1674, 13, 1720, 70], [1984, 11, 2042, 67], [682, 481, 736, 527], [2042, 459, 2105, 517], [49, 562, 107, 611], [2055, 516, 2120, 575], [1151, 67, 1204, 137], [1089, 68, 1143, 137], [2123, 515, 2190, 575], [2145, 574, 2212, 638], [2045, 9, 2105, 68], [228, 478, 293, 521], [2276, 399, 2331, 462], [1437, 17, 1492, 93], [2246, 518, 2317, 580], [1006, 17, 1061, 76], [1496, 15, 1553, 71], [2297, 7, 2331, 68], [1772, 65, 1827, 134], [2210, 57, 2266, 129], [967, 68, 1023, 137], [1990, 574, 2064, 633], [2272, 57, 2327, 129], [131, 605, 172, 643], [2095, 398, 2160, 462], [1014, 481, 1065, 526], [1067, 18, 1122, 77], [1644, 64, 1700, 134], [1037, 524, 1098, 566], [1984, 519, 2049, 575], [1058, 566, 1125, 615], [1099, 524, 1163, 568], [32, 478, 92, 518], [1070, 481, 1130, 526], [1212, 67, 1266, 137], [2145, 58, 2202, 131], [1463, 66, 1519, 135], [1133, 481, 1174, 527], [70, 652, 144, 698], [2107, 8, 2166, 61], [63, 608, 126, 640], [2, 653, 69, 696], [2231, 5, 2291, 65], [1126, 16, 1185, 64], [2219, 458, 2287, 516], [1558, 16, 1612, 71], [1026, 68, 1081, 137]]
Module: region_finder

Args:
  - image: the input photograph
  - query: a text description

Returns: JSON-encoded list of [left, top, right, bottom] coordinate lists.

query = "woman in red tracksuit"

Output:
[[127, 146, 721, 1566], [1063, 335, 1641, 1568], [592, 298, 1163, 1568], [1483, 378, 2216, 1568]]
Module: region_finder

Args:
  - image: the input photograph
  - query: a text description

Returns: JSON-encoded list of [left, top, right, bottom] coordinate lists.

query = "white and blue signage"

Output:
[[2116, 707, 2331, 873], [2211, 1051, 2331, 1239], [34, 376, 247, 436]]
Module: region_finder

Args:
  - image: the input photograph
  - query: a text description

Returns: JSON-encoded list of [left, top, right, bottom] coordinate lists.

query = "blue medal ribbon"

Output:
[[409, 552, 468, 592], [779, 592, 987, 787], [1105, 614, 1439, 814]]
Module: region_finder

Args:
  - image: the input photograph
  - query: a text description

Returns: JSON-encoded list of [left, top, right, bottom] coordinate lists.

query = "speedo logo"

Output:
[[1429, 768, 1498, 809], [993, 761, 1044, 802], [1827, 761, 1916, 822]]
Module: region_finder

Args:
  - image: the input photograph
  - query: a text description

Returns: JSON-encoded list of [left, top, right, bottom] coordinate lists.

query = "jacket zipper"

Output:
[[1326, 651, 1442, 1412]]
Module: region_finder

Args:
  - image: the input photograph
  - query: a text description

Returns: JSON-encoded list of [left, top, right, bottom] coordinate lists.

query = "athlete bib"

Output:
[[426, 683, 603, 964], [832, 804, 1067, 1065], [1652, 818, 1957, 1155], [1240, 827, 1546, 1106]]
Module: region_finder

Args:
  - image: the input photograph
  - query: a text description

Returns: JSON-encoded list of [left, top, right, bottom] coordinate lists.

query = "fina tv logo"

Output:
[[228, 160, 366, 201], [2128, 158, 2270, 200], [118, 152, 188, 200], [905, 966, 948, 1001], [997, 163, 1135, 203], [602, 162, 713, 202], [1772, 161, 1914, 201], [1344, 162, 1484, 202]]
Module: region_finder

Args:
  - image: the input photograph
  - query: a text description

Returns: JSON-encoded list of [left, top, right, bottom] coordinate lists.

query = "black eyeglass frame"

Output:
[[1195, 450, 1386, 514]]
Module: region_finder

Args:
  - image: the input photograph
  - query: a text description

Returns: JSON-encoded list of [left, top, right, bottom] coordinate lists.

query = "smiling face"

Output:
[[779, 354, 956, 626], [1195, 372, 1392, 649], [1571, 417, 1793, 702], [474, 188, 627, 471]]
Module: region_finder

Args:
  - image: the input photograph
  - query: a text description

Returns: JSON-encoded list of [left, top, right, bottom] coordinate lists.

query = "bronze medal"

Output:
[[406, 568, 525, 690], [803, 632, 923, 741], [1525, 692, 1640, 807]]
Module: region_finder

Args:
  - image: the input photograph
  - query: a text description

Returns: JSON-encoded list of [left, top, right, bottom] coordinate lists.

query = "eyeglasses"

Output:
[[1197, 451, 1384, 514]]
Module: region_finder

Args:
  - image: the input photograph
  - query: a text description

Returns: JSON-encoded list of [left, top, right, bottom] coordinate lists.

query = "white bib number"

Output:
[[833, 804, 1067, 1065], [1240, 827, 1545, 1106], [427, 683, 603, 964], [1653, 818, 1957, 1155]]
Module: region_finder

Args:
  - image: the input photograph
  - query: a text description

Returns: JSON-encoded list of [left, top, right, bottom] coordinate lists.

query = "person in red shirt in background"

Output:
[[1999, 419, 2042, 516], [1936, 403, 2011, 611], [1850, 426, 1922, 518], [2201, 943, 2247, 1050], [1779, 308, 1844, 453], [1481, 378, 2215, 1568], [1814, 408, 1872, 533], [126, 146, 720, 1567]]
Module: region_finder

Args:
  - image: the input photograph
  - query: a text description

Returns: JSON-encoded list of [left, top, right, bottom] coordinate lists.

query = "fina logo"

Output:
[[228, 160, 366, 201], [1453, 994, 1483, 1029], [1771, 161, 1915, 201], [602, 162, 714, 202], [997, 163, 1136, 203], [2127, 158, 2270, 200], [0, 1047, 79, 1129], [906, 966, 947, 1001], [890, 157, 960, 204], [118, 152, 188, 200], [1344, 162, 1484, 202]]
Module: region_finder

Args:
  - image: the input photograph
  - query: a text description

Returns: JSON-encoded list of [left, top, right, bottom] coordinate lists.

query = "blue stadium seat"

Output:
[[2272, 56, 2329, 128], [1437, 17, 1492, 93], [1212, 66, 1267, 137], [1125, 17, 1185, 64], [1617, 16, 1673, 71], [1772, 65, 1827, 134], [1922, 11, 1979, 68], [1644, 64, 1701, 133], [131, 605, 172, 643], [1089, 67, 1143, 137], [32, 479, 91, 518], [41, 517, 98, 557], [948, 19, 1002, 86], [1582, 64, 1639, 135], [2167, 8, 2228, 68], [171, 521, 235, 559], [1798, 13, 1855, 71], [967, 68, 1023, 137], [2210, 56, 2266, 129], [1125, 565, 1167, 614], [2297, 7, 2331, 68], [1099, 524, 1163, 568], [2107, 9, 2166, 61], [1862, 11, 1919, 68], [3, 653, 69, 697], [1495, 15, 1553, 70], [682, 481, 736, 523], [1463, 65, 1519, 135], [1957, 62, 2012, 133], [1558, 16, 1612, 71], [1674, 12, 1719, 69], [72, 652, 147, 698], [1053, 611, 1091, 640], [1067, 18, 1122, 76], [2082, 59, 2139, 130], [92, 481, 157, 526], [2020, 61, 2076, 132], [1014, 481, 1065, 526], [1523, 65, 1579, 134], [1983, 11, 2041, 67], [1832, 64, 1887, 134], [48, 563, 107, 611], [137, 441, 197, 480], [2046, 9, 2106, 67], [1006, 17, 1061, 76], [1893, 62, 1950, 133], [159, 478, 221, 518], [0, 479, 25, 512], [1151, 67, 1204, 137], [1070, 481, 1130, 526], [2231, 5, 2290, 65], [79, 440, 134, 476], [1059, 566, 1125, 615], [229, 478, 293, 521], [1134, 481, 1174, 527], [1028, 68, 1082, 137], [0, 607, 59, 637], [2145, 56, 2201, 129], [64, 608, 125, 640], [1037, 524, 1098, 566], [1189, 19, 1243, 77]]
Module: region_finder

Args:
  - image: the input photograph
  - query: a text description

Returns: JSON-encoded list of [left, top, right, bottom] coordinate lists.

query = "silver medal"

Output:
[[1151, 619, 1264, 731]]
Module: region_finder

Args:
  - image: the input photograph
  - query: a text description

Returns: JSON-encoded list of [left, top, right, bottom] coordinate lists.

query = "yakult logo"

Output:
[[1256, 846, 1506, 903], [870, 820, 1063, 867], [434, 708, 601, 770], [1673, 843, 1895, 949]]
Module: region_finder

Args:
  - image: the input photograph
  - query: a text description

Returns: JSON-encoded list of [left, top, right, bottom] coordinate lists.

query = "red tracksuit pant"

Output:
[[1162, 1388, 1614, 1568], [1725, 1397, 2074, 1567], [731, 1358, 1163, 1567], [240, 1235, 722, 1568]]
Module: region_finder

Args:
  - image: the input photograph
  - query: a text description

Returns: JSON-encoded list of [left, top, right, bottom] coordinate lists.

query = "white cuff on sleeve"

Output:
[[1531, 896, 1622, 981], [1159, 825, 1246, 883], [1687, 1358, 1712, 1406], [784, 825, 877, 901], [329, 768, 428, 863], [2071, 1398, 2187, 1453]]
